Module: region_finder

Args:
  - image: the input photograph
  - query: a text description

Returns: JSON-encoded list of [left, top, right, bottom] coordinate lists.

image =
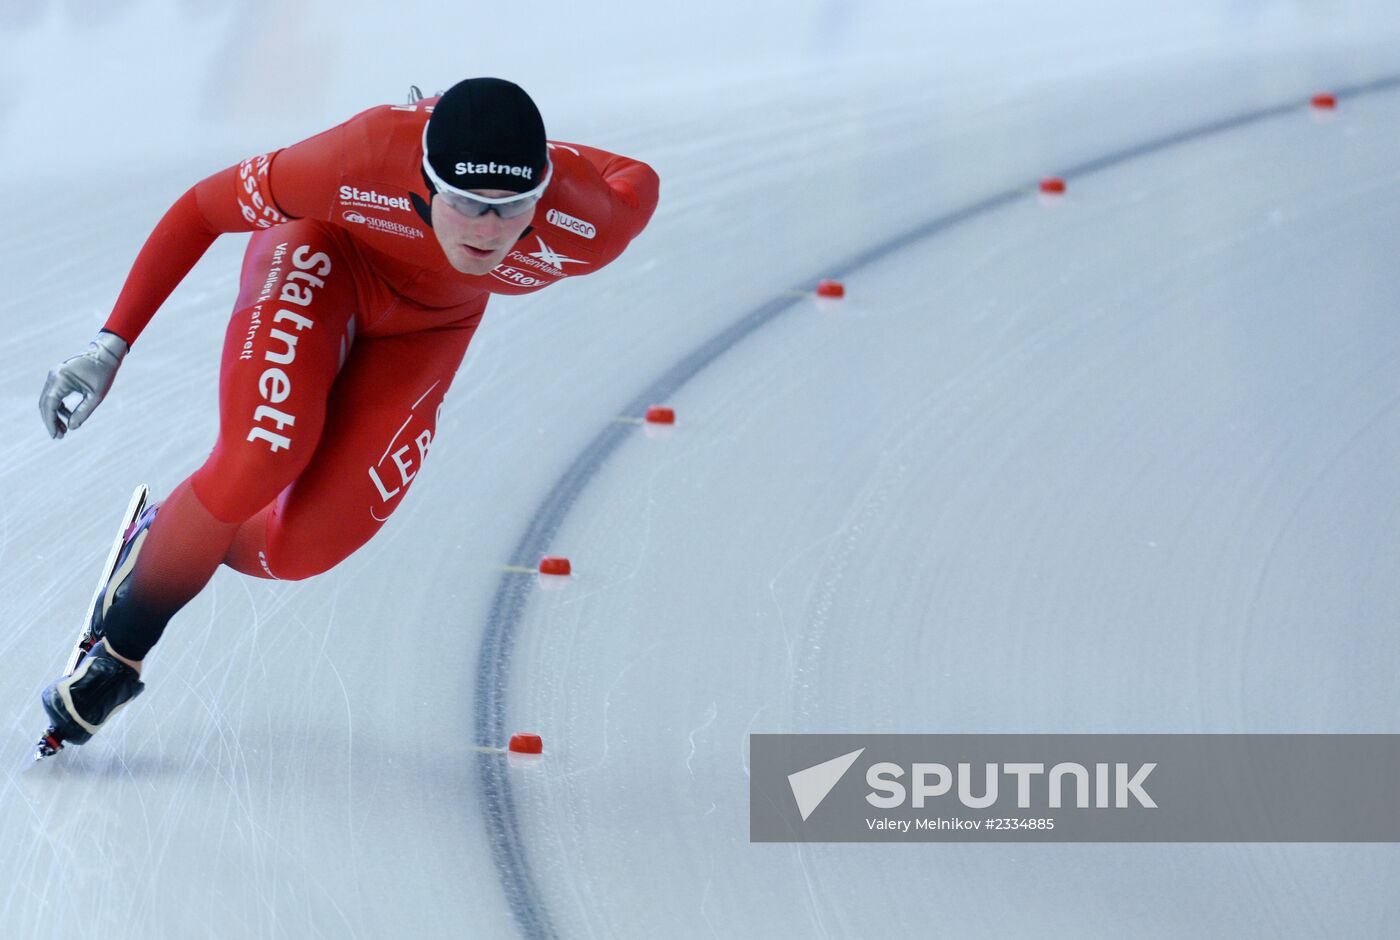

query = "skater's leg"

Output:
[[101, 480, 237, 670], [222, 503, 276, 578], [100, 225, 356, 665], [223, 315, 481, 581]]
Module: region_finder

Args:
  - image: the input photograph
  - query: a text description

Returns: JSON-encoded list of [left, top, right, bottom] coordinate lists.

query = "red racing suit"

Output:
[[105, 98, 658, 582]]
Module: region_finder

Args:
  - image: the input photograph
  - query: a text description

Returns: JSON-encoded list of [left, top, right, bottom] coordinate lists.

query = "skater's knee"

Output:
[[259, 548, 339, 582], [190, 470, 275, 523], [190, 446, 310, 523], [261, 520, 361, 582], [217, 503, 341, 582]]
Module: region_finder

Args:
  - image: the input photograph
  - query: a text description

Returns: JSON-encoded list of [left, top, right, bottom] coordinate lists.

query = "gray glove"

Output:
[[39, 331, 130, 439]]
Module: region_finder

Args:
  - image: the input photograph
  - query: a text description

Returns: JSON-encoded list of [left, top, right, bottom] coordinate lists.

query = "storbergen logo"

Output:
[[341, 210, 424, 240], [545, 208, 596, 239]]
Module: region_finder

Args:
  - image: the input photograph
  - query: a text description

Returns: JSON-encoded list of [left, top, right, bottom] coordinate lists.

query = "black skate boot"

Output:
[[33, 484, 153, 760], [83, 501, 159, 651], [41, 640, 144, 746]]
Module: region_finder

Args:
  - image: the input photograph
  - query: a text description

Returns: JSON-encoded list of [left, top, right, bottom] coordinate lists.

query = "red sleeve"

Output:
[[567, 143, 660, 243], [102, 124, 347, 345]]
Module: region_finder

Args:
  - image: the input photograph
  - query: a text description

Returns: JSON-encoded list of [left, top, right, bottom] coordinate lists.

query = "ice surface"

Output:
[[1, 2, 1398, 937]]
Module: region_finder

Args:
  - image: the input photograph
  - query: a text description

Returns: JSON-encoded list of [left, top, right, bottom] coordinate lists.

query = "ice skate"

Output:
[[33, 484, 152, 760], [39, 640, 145, 751]]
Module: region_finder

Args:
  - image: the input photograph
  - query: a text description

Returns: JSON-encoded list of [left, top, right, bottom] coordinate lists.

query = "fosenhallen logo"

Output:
[[492, 237, 588, 286], [545, 208, 596, 239], [525, 236, 587, 272]]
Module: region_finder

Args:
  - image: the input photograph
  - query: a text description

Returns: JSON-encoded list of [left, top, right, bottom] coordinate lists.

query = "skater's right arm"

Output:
[[98, 181, 254, 347], [39, 176, 228, 439], [41, 124, 347, 439], [38, 330, 130, 440], [100, 120, 349, 346]]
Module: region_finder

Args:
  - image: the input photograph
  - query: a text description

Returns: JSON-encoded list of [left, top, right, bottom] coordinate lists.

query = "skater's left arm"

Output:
[[563, 142, 660, 245]]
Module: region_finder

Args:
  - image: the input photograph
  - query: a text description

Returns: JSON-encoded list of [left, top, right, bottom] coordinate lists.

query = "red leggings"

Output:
[[102, 222, 485, 660]]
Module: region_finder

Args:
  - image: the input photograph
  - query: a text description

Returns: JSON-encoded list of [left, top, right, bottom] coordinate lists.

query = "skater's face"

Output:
[[431, 189, 537, 275]]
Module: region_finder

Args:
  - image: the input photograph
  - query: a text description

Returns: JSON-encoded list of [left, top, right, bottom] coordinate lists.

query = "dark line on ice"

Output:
[[472, 74, 1400, 940]]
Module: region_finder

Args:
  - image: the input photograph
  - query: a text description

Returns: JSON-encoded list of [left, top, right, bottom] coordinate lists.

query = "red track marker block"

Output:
[[816, 279, 845, 298], [539, 556, 571, 576], [1310, 93, 1336, 110], [509, 733, 543, 754], [1039, 177, 1066, 195], [645, 405, 675, 425]]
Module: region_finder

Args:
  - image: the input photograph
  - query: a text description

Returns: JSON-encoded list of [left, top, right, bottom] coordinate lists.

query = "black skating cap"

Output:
[[424, 78, 548, 195]]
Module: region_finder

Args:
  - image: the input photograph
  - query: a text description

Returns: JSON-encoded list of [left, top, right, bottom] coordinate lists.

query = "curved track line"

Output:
[[472, 72, 1400, 940]]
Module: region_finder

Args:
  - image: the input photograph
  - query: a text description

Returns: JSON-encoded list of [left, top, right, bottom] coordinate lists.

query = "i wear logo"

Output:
[[545, 208, 596, 239], [787, 748, 864, 821]]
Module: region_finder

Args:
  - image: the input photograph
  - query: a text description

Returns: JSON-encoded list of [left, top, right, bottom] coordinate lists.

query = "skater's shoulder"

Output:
[[342, 99, 432, 133], [333, 102, 431, 167], [538, 141, 658, 255]]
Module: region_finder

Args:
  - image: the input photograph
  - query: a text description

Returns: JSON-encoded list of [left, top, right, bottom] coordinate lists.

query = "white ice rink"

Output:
[[2, 1, 1399, 937]]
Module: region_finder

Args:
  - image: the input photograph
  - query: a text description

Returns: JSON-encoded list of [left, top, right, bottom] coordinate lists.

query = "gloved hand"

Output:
[[39, 331, 130, 439]]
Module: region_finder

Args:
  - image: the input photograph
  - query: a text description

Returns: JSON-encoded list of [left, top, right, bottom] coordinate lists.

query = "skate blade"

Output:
[[31, 728, 64, 763]]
